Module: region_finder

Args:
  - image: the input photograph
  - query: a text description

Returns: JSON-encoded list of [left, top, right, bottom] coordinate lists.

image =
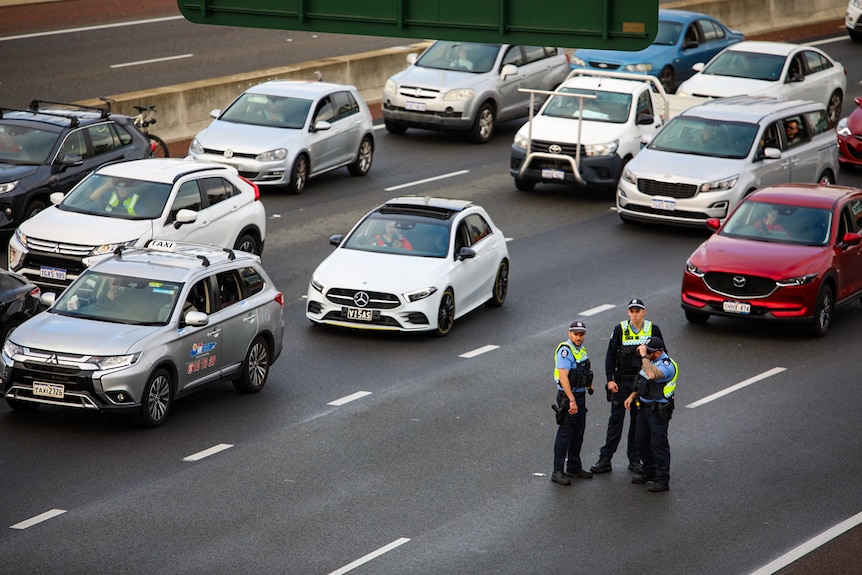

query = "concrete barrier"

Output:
[[76, 0, 848, 146]]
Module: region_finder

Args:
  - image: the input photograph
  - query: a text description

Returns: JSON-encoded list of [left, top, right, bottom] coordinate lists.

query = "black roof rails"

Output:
[[0, 106, 82, 128], [29, 100, 110, 119]]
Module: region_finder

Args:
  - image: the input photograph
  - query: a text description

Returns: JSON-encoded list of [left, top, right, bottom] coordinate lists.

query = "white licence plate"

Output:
[[723, 301, 751, 315], [346, 308, 373, 321], [33, 382, 64, 398], [650, 198, 676, 211], [405, 101, 426, 112], [541, 168, 565, 180], [40, 266, 67, 280]]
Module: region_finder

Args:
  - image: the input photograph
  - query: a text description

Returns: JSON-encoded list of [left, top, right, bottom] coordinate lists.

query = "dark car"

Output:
[[0, 100, 153, 232], [681, 183, 862, 337], [0, 269, 42, 343], [837, 96, 862, 169]]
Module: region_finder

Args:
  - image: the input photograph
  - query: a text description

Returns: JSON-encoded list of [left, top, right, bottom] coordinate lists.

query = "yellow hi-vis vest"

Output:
[[554, 341, 588, 390], [108, 191, 139, 216]]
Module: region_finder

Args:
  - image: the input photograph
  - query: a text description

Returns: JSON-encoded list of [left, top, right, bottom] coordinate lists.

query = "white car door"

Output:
[[160, 177, 240, 248], [307, 96, 350, 174], [448, 214, 499, 314]]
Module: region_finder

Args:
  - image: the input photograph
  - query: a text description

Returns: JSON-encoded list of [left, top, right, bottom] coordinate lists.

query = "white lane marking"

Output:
[[183, 443, 234, 462], [328, 391, 372, 406], [581, 304, 615, 316], [110, 54, 194, 69], [384, 170, 469, 192], [748, 510, 862, 575], [686, 367, 786, 408], [459, 344, 500, 358], [10, 509, 67, 530], [0, 16, 185, 42], [327, 537, 411, 575]]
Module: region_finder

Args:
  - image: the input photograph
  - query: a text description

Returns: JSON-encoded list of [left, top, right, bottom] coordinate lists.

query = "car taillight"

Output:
[[274, 292, 284, 307], [29, 286, 41, 298], [240, 176, 260, 201]]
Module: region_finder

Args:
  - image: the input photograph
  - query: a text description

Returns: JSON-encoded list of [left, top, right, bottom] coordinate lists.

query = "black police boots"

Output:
[[551, 470, 571, 485], [590, 457, 612, 473]]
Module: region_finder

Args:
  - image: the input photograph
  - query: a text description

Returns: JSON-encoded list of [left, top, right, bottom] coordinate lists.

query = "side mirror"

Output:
[[692, 62, 705, 72], [457, 247, 477, 261], [500, 64, 518, 80], [50, 191, 64, 205], [173, 208, 198, 229], [312, 120, 332, 133], [842, 232, 862, 247], [53, 154, 83, 171], [210, 109, 221, 119], [636, 113, 654, 125], [329, 234, 344, 247], [40, 292, 56, 307], [407, 53, 418, 65], [183, 310, 209, 327]]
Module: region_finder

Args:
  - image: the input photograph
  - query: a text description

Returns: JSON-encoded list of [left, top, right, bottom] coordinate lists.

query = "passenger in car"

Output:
[[370, 221, 413, 250]]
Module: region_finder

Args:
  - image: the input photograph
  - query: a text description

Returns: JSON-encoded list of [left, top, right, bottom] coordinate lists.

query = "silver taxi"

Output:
[[1, 240, 284, 427]]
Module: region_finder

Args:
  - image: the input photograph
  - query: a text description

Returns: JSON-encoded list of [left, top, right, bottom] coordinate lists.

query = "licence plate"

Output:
[[40, 266, 67, 281], [650, 198, 676, 211], [33, 382, 64, 398], [405, 100, 426, 112], [346, 308, 373, 321], [723, 301, 751, 315], [541, 168, 565, 180]]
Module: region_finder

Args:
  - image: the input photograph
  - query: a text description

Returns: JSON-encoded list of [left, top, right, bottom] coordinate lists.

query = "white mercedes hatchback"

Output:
[[306, 196, 509, 336]]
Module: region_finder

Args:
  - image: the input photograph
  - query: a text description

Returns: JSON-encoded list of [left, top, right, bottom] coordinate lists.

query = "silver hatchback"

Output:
[[1, 241, 285, 427]]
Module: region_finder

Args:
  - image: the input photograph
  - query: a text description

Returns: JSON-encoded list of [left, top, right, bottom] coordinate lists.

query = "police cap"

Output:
[[569, 321, 586, 333], [627, 298, 645, 310], [645, 337, 665, 353]]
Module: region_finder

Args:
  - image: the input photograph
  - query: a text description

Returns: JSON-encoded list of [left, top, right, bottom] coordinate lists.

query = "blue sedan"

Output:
[[569, 9, 744, 93]]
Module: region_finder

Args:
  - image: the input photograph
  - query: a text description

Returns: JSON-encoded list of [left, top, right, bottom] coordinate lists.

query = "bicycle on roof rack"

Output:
[[100, 98, 170, 158]]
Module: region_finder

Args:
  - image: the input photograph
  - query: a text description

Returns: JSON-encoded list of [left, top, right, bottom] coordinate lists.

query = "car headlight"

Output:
[[776, 274, 817, 287], [189, 138, 203, 155], [443, 89, 474, 101], [309, 276, 324, 293], [621, 167, 636, 185], [14, 227, 27, 247], [384, 79, 397, 94], [90, 241, 136, 256], [513, 132, 529, 150], [256, 149, 287, 162], [837, 118, 850, 137], [676, 89, 690, 97], [0, 180, 19, 194], [3, 340, 23, 358], [569, 54, 586, 68], [623, 63, 652, 73], [699, 175, 738, 193], [584, 140, 618, 157], [87, 353, 141, 370], [685, 261, 705, 277], [405, 286, 437, 302]]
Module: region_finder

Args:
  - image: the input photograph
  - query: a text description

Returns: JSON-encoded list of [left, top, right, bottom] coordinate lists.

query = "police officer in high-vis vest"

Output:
[[624, 336, 677, 493], [551, 321, 595, 486], [590, 297, 664, 475]]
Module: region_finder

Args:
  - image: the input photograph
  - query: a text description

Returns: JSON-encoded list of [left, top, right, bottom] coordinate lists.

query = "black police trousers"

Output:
[[554, 391, 587, 472], [599, 387, 639, 464], [635, 402, 671, 485]]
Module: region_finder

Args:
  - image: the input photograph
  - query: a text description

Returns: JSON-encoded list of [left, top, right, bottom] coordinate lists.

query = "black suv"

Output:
[[0, 100, 152, 232]]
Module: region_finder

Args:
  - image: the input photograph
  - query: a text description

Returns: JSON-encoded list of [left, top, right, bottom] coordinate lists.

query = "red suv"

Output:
[[681, 183, 862, 337]]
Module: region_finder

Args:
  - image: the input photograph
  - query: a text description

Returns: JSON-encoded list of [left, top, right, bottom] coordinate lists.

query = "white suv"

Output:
[[8, 158, 266, 290], [848, 0, 862, 41]]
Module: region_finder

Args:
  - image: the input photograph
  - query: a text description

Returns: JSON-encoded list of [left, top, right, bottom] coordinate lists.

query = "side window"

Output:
[[684, 24, 699, 45], [454, 222, 469, 258], [782, 116, 808, 148], [114, 122, 134, 146], [86, 123, 120, 156], [55, 129, 89, 162], [238, 266, 265, 297], [464, 213, 493, 245], [700, 20, 723, 42], [313, 97, 336, 124], [501, 46, 524, 67], [849, 200, 862, 232], [168, 180, 202, 224], [787, 55, 804, 79], [523, 46, 549, 64], [636, 91, 653, 117], [199, 177, 235, 207], [804, 109, 830, 135], [761, 123, 781, 150], [182, 278, 213, 316], [332, 91, 359, 121], [216, 270, 242, 309], [803, 50, 831, 74]]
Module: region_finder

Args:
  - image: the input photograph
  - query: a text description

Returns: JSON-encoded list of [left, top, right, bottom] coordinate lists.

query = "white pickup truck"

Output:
[[509, 69, 699, 191]]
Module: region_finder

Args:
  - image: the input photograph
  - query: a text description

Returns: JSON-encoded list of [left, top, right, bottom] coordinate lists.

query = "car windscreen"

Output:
[[58, 173, 172, 220], [654, 21, 682, 46], [543, 88, 632, 123], [648, 116, 758, 159], [52, 271, 182, 325], [219, 93, 312, 129], [342, 215, 450, 258], [0, 124, 57, 165], [415, 41, 501, 74], [701, 50, 786, 82], [721, 201, 832, 245]]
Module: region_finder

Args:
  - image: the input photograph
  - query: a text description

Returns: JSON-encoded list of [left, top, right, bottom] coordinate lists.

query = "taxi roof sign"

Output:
[[177, 0, 658, 51], [146, 239, 177, 253]]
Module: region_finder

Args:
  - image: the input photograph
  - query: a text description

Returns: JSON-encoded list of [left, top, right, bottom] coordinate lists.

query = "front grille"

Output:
[[9, 363, 95, 394], [530, 140, 585, 157], [326, 288, 400, 309], [202, 148, 257, 159], [703, 272, 777, 298], [26, 237, 94, 257], [637, 179, 699, 199], [397, 86, 440, 99], [587, 62, 621, 70]]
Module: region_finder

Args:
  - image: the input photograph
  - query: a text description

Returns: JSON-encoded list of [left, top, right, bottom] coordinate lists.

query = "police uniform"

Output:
[[107, 190, 139, 216], [631, 337, 677, 492], [551, 321, 593, 485], [591, 298, 664, 474]]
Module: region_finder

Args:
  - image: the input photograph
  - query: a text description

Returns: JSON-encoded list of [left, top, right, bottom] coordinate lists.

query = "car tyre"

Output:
[[487, 259, 509, 307], [384, 119, 408, 134], [469, 102, 495, 143], [234, 233, 260, 255], [24, 200, 47, 221], [827, 90, 843, 126], [137, 369, 172, 428], [659, 66, 675, 93], [818, 170, 835, 186], [347, 136, 373, 176], [433, 288, 455, 337], [811, 284, 834, 338], [850, 30, 862, 42], [233, 336, 270, 393], [514, 177, 535, 191], [287, 154, 308, 194], [684, 309, 710, 324]]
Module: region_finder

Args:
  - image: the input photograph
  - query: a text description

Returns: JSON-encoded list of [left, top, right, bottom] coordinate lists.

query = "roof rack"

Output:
[[30, 100, 110, 119], [0, 106, 84, 127]]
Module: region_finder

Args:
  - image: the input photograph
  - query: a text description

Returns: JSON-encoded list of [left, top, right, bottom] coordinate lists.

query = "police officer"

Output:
[[590, 298, 664, 475], [624, 337, 677, 492], [551, 321, 594, 485]]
